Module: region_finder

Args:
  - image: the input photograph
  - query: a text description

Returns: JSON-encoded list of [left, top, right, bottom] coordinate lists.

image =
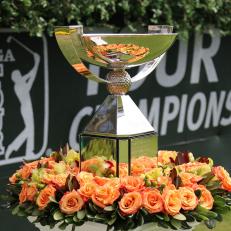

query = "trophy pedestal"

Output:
[[79, 95, 158, 176]]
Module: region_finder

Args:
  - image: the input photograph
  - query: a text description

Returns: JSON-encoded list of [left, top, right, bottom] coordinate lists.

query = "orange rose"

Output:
[[142, 189, 164, 213], [179, 172, 202, 187], [36, 185, 56, 210], [157, 176, 172, 186], [105, 177, 120, 190], [78, 182, 97, 200], [26, 184, 38, 201], [81, 157, 105, 174], [19, 183, 38, 204], [19, 161, 38, 179], [121, 176, 144, 192], [213, 166, 231, 191], [19, 183, 28, 204], [92, 185, 120, 208], [222, 177, 231, 192], [94, 176, 110, 186], [132, 156, 157, 169], [51, 174, 68, 188], [163, 189, 181, 216], [77, 171, 94, 187], [131, 162, 146, 176], [119, 163, 128, 177], [9, 173, 17, 184], [59, 190, 84, 214], [119, 192, 142, 215], [195, 185, 214, 210], [39, 157, 55, 166], [179, 187, 198, 210]]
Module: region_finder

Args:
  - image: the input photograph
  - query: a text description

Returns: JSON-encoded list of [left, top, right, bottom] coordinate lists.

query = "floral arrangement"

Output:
[[1, 147, 231, 231]]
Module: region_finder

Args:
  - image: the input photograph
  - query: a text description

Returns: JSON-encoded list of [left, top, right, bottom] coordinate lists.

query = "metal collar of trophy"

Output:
[[55, 25, 177, 177]]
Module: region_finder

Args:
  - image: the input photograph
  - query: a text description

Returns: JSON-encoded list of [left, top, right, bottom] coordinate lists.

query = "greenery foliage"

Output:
[[0, 0, 231, 38]]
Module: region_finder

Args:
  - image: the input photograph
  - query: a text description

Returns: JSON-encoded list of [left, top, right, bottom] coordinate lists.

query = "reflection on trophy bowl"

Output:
[[81, 33, 176, 68], [55, 25, 177, 177]]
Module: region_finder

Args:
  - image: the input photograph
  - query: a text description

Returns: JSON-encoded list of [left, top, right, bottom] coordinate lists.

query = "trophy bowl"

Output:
[[55, 25, 177, 177]]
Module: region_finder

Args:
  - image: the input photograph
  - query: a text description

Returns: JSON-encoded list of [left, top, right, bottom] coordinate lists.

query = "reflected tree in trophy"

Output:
[[55, 25, 177, 177]]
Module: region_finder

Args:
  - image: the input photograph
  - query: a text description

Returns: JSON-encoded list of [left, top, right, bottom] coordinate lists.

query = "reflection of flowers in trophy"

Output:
[[5, 37, 40, 160]]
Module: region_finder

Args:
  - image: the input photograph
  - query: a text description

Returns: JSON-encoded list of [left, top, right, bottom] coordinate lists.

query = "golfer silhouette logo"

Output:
[[5, 37, 40, 159], [0, 35, 49, 165]]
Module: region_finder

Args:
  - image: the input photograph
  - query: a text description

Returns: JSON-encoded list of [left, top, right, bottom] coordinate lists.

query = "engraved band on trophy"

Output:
[[54, 25, 177, 176]]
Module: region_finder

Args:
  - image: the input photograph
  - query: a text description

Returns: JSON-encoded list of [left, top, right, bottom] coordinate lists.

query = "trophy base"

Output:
[[79, 132, 158, 177]]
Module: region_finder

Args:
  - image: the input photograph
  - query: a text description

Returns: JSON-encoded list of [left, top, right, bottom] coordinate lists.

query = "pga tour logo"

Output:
[[0, 30, 49, 166]]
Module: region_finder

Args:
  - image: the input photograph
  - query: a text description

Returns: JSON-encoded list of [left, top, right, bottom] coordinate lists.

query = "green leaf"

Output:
[[65, 217, 73, 224], [49, 196, 58, 204], [158, 220, 169, 229], [12, 205, 20, 215], [53, 210, 64, 221], [31, 208, 41, 216], [205, 219, 217, 229], [117, 210, 126, 220], [17, 208, 27, 217], [77, 210, 86, 220], [190, 212, 209, 221], [155, 213, 164, 220], [185, 214, 195, 222], [170, 219, 181, 229], [107, 216, 117, 226], [59, 222, 68, 230], [173, 213, 186, 221], [140, 208, 149, 216], [136, 212, 144, 226], [214, 195, 226, 207], [104, 206, 114, 212]]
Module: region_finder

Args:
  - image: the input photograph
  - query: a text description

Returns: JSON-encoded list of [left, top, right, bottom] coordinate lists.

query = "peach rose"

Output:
[[132, 156, 157, 169], [81, 157, 105, 174], [179, 187, 198, 210], [157, 176, 172, 186], [106, 177, 120, 190], [19, 183, 28, 204], [92, 185, 120, 208], [51, 173, 68, 188], [19, 161, 38, 179], [36, 185, 56, 210], [94, 176, 110, 186], [142, 189, 164, 213], [78, 182, 97, 200], [131, 162, 146, 176], [9, 173, 17, 184], [119, 163, 128, 177], [19, 183, 38, 204], [39, 157, 55, 166], [59, 190, 84, 214], [179, 172, 202, 187], [213, 166, 231, 191], [163, 189, 181, 216], [196, 185, 214, 210], [119, 192, 142, 215], [77, 171, 94, 187], [26, 184, 38, 201], [121, 176, 144, 192]]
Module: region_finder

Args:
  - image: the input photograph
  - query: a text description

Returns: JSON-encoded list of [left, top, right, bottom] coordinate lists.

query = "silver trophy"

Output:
[[55, 25, 177, 176]]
